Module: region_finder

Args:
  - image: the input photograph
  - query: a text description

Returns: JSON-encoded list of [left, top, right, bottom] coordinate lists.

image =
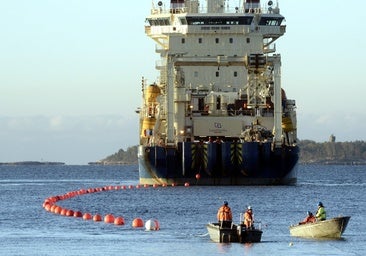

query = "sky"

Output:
[[1, 0, 365, 164]]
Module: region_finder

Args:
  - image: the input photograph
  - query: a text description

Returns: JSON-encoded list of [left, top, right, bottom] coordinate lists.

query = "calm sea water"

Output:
[[0, 164, 365, 256]]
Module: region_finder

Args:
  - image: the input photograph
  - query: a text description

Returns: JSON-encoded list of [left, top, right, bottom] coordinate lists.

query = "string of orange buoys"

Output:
[[42, 182, 191, 230]]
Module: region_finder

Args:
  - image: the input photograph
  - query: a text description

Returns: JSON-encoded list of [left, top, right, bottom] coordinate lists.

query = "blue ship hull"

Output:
[[138, 141, 299, 185]]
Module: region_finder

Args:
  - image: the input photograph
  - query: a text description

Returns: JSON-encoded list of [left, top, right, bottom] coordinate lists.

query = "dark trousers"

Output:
[[219, 221, 232, 228]]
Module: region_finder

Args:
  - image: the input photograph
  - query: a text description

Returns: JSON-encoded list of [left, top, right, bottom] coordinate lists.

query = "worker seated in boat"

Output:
[[315, 202, 326, 221], [243, 206, 254, 229], [217, 201, 232, 228], [299, 211, 316, 225]]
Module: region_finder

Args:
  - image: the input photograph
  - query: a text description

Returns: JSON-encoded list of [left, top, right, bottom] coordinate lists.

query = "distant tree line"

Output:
[[98, 140, 366, 165], [99, 146, 138, 165], [298, 140, 366, 164]]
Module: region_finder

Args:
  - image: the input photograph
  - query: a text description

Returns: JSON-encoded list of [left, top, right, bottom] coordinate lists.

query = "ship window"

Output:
[[198, 98, 205, 111], [229, 38, 233, 43], [147, 18, 171, 26], [216, 71, 219, 77], [215, 38, 219, 44], [238, 16, 254, 25], [186, 16, 253, 25], [198, 38, 202, 43], [182, 38, 185, 44], [216, 96, 221, 109], [159, 18, 170, 26], [180, 18, 187, 25], [187, 18, 205, 25], [234, 71, 238, 77], [147, 19, 155, 26], [246, 38, 250, 43], [259, 17, 284, 26]]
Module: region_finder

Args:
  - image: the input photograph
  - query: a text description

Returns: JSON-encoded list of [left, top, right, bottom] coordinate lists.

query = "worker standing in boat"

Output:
[[243, 206, 254, 229], [217, 201, 232, 228], [316, 202, 326, 221]]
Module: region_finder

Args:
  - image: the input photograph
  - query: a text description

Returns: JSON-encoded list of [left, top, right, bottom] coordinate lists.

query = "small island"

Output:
[[0, 161, 65, 166]]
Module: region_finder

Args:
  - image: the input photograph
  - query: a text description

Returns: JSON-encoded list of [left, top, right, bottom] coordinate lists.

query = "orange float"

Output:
[[60, 208, 68, 216], [78, 189, 87, 195], [74, 211, 83, 218], [50, 205, 57, 213], [44, 203, 52, 212], [195, 173, 201, 180], [104, 214, 115, 223], [93, 214, 102, 222], [184, 182, 190, 187], [114, 216, 125, 226], [66, 209, 74, 217], [132, 218, 144, 228], [53, 206, 61, 214], [83, 213, 92, 220]]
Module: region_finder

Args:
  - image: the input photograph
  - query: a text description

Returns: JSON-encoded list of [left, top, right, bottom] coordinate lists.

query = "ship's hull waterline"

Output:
[[138, 142, 299, 185]]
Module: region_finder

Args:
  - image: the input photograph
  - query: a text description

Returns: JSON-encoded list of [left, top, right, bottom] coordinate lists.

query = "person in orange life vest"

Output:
[[217, 201, 232, 228], [299, 211, 316, 225], [244, 206, 254, 229]]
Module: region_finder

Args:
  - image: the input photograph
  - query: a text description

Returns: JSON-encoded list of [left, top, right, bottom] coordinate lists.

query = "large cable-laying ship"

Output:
[[137, 0, 299, 185]]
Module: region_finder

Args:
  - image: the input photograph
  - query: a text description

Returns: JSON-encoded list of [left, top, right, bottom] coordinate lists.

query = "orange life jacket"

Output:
[[217, 205, 232, 221], [302, 215, 316, 224], [244, 210, 253, 227], [244, 210, 253, 221]]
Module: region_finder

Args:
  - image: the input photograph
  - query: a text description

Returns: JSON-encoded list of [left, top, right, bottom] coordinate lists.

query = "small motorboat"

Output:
[[289, 216, 350, 239], [206, 222, 263, 243]]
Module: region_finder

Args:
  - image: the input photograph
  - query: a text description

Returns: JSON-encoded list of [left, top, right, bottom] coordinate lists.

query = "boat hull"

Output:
[[206, 223, 262, 243], [138, 141, 299, 185], [289, 216, 351, 239]]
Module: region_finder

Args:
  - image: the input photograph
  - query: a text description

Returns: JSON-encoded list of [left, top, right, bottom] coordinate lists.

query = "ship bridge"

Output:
[[146, 0, 286, 50]]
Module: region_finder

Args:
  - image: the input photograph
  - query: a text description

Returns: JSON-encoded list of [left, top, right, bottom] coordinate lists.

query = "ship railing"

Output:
[[151, 7, 188, 15], [191, 108, 259, 117], [150, 6, 264, 15], [257, 25, 286, 37], [155, 45, 168, 54]]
